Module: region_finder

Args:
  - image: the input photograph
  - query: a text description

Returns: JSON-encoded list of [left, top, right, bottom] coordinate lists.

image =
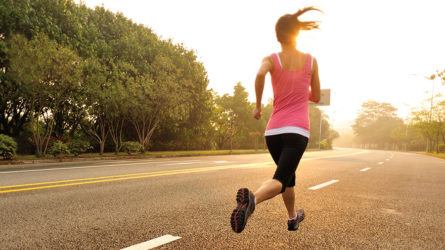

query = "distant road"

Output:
[[1, 149, 444, 249]]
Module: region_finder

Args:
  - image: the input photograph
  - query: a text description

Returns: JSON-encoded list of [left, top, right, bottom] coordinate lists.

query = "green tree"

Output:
[[390, 124, 409, 150], [211, 83, 253, 150], [231, 83, 252, 148], [411, 103, 444, 153], [437, 101, 445, 148], [0, 0, 236, 155], [150, 42, 213, 150], [213, 94, 235, 149], [107, 61, 135, 154], [308, 105, 335, 149], [353, 101, 402, 149], [80, 58, 109, 155], [127, 64, 178, 151], [7, 33, 82, 156]]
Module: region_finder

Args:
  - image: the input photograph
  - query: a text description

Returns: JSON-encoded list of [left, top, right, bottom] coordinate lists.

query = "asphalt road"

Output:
[[1, 148, 444, 249]]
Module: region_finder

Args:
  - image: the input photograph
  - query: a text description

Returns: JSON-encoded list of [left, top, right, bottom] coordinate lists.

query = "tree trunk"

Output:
[[99, 140, 105, 155], [109, 118, 124, 155], [42, 122, 53, 156], [131, 112, 160, 153], [81, 116, 108, 156], [33, 119, 42, 157]]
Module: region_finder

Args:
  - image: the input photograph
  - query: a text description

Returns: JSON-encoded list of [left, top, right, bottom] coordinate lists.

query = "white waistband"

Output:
[[265, 126, 310, 138]]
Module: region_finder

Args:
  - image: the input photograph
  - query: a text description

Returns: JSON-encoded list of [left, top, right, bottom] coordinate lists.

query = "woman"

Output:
[[230, 7, 321, 233]]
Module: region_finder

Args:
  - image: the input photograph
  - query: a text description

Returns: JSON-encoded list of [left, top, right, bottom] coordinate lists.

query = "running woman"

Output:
[[230, 7, 322, 233]]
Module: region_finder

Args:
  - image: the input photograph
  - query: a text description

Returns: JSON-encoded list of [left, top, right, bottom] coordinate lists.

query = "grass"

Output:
[[3, 149, 270, 164], [1, 147, 324, 165], [424, 152, 445, 160], [145, 149, 269, 156]]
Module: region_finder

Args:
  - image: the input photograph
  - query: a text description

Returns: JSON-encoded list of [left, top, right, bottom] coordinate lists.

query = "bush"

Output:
[[439, 144, 445, 153], [319, 140, 331, 150], [122, 141, 142, 155], [0, 134, 18, 160], [48, 141, 70, 157], [68, 139, 92, 156]]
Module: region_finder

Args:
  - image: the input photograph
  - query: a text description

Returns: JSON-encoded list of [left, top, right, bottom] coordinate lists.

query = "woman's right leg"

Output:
[[255, 134, 304, 205], [253, 134, 284, 204], [230, 135, 283, 233], [253, 179, 282, 204]]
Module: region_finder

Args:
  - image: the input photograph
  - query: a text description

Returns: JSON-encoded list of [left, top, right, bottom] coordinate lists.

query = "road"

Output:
[[1, 148, 444, 249]]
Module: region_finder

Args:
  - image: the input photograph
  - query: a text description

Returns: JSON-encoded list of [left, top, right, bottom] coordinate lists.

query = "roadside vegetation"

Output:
[[0, 0, 337, 161], [352, 80, 445, 154], [8, 149, 269, 162]]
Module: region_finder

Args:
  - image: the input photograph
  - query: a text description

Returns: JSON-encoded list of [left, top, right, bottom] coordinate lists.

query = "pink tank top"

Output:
[[266, 53, 312, 135]]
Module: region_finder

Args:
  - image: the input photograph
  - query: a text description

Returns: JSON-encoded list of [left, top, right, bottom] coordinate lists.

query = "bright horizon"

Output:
[[78, 0, 445, 130]]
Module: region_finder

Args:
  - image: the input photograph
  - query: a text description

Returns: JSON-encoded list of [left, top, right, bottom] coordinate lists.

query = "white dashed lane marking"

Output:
[[121, 234, 181, 250], [308, 180, 339, 190], [360, 168, 371, 172], [377, 162, 384, 165]]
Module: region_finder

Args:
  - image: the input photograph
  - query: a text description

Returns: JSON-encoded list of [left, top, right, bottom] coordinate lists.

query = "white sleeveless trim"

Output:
[[265, 126, 310, 138], [311, 56, 314, 70], [276, 53, 282, 67], [276, 53, 313, 70]]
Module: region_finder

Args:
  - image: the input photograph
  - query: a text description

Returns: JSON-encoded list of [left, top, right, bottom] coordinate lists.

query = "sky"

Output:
[[78, 0, 445, 130]]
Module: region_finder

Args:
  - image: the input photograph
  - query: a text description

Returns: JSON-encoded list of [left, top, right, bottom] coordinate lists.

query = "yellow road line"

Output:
[[0, 150, 367, 194], [0, 163, 274, 194], [0, 163, 265, 190], [0, 168, 195, 189], [1, 171, 202, 194]]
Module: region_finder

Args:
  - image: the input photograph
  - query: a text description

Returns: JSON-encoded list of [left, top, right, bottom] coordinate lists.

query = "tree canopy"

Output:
[[0, 0, 337, 156], [353, 101, 403, 149]]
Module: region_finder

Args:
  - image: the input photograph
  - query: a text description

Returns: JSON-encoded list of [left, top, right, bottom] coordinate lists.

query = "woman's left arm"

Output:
[[309, 57, 321, 103]]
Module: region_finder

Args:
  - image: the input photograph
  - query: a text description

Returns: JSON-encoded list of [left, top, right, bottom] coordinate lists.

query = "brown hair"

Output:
[[275, 7, 322, 44]]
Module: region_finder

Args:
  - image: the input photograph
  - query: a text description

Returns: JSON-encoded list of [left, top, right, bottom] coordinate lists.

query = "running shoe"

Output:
[[230, 188, 255, 233], [287, 209, 305, 231]]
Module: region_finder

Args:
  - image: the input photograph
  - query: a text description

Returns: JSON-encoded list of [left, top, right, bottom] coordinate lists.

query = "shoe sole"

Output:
[[230, 188, 252, 233], [297, 209, 305, 223]]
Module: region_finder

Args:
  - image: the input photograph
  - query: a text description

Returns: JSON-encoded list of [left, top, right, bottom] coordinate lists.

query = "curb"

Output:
[[0, 151, 270, 166]]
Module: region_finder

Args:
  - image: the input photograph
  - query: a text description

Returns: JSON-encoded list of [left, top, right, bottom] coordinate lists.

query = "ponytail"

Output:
[[292, 7, 323, 31], [276, 7, 322, 43]]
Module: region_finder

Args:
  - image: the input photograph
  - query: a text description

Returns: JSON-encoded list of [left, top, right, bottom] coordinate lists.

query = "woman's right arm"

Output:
[[253, 56, 273, 120], [309, 57, 321, 103]]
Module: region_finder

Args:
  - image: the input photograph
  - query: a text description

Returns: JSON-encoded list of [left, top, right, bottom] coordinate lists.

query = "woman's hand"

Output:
[[253, 107, 262, 120]]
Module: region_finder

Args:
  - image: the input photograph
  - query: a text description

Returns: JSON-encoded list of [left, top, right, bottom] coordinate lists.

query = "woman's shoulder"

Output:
[[261, 54, 275, 67], [303, 51, 316, 60], [265, 54, 275, 61], [298, 50, 311, 58]]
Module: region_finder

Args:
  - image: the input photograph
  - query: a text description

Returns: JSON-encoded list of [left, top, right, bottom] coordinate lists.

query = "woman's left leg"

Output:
[[282, 186, 296, 218]]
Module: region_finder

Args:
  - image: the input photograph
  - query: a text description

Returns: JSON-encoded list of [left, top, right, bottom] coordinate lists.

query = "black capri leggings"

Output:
[[266, 133, 308, 193]]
